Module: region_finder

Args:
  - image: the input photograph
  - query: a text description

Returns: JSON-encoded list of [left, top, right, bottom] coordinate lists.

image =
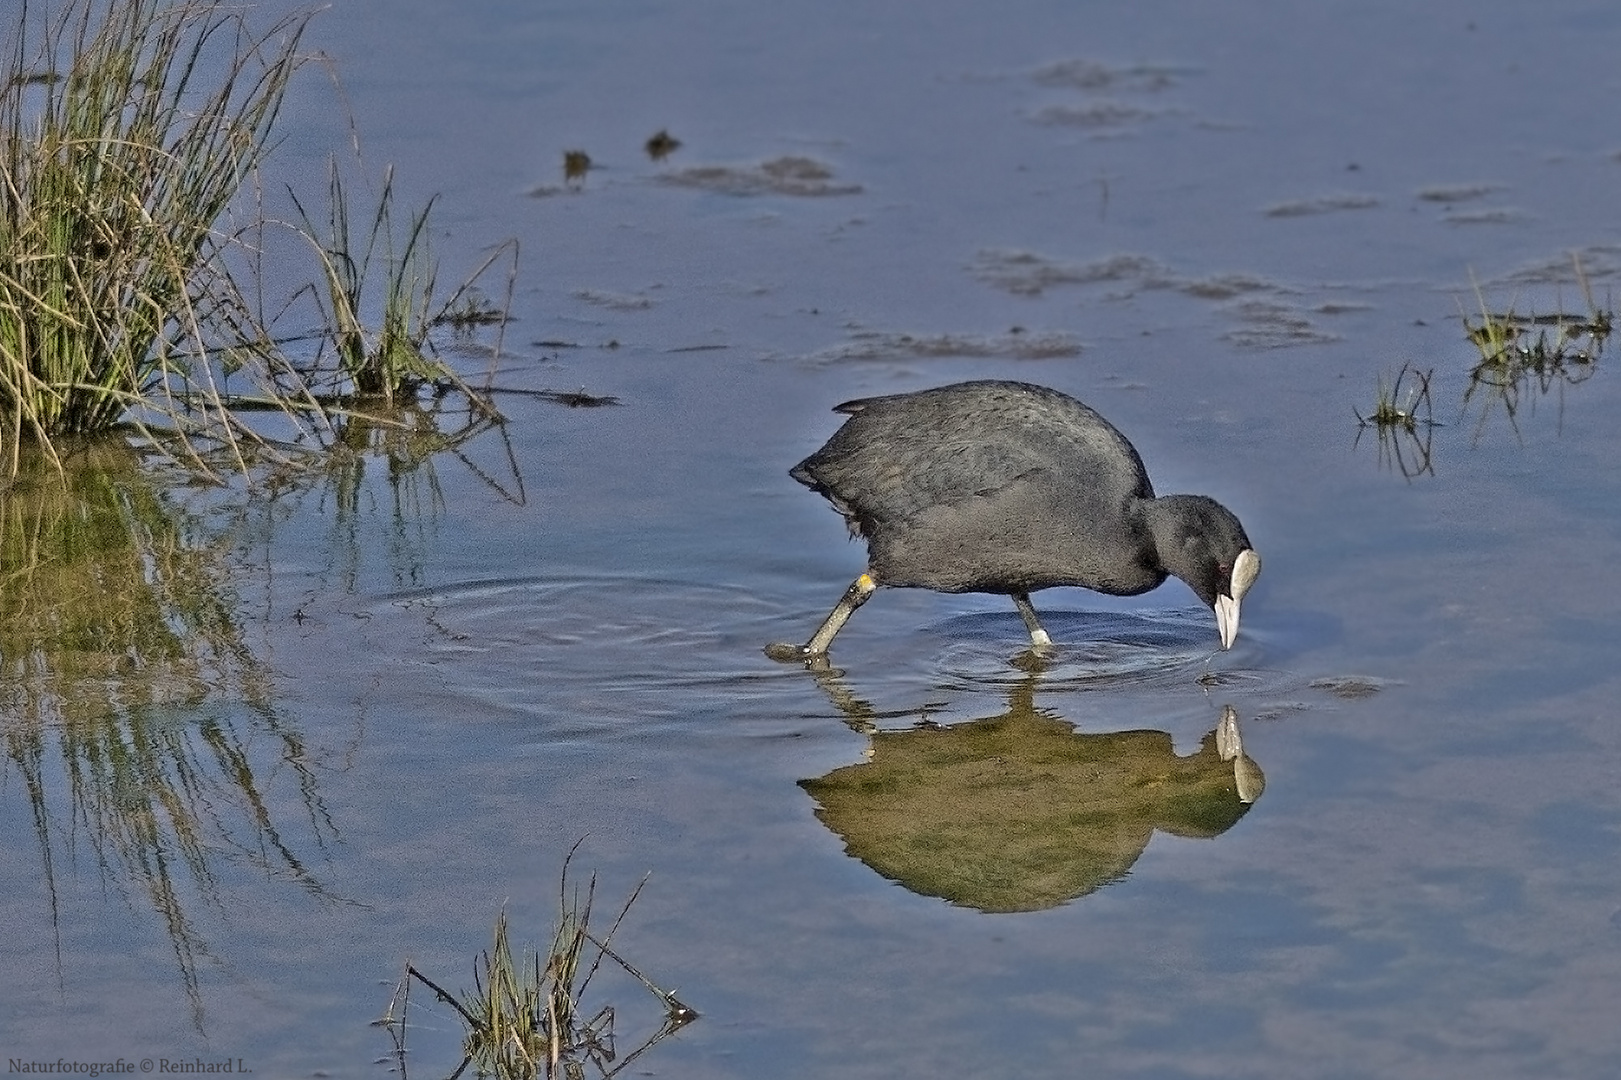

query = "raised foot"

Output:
[[764, 641, 818, 663]]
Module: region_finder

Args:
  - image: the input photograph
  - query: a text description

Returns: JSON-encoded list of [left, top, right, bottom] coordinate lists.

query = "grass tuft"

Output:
[[1354, 363, 1437, 479], [1355, 362, 1435, 433], [288, 162, 463, 405], [0, 0, 313, 475], [2, 2, 518, 480], [382, 847, 697, 1079], [283, 157, 515, 422], [1460, 258, 1611, 440]]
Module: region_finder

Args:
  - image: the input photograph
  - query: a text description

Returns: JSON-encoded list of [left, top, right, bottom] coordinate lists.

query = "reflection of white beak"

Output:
[[1215, 704, 1265, 803], [1213, 548, 1261, 649]]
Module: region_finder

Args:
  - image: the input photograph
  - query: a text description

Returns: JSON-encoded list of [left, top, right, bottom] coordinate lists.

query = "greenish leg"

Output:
[[1012, 593, 1052, 649], [765, 572, 879, 662]]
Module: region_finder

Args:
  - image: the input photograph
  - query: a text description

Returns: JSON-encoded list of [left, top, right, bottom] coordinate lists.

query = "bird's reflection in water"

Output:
[[798, 670, 1264, 913]]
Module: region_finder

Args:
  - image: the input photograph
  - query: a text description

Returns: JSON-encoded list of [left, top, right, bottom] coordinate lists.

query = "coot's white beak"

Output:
[[1214, 548, 1261, 649]]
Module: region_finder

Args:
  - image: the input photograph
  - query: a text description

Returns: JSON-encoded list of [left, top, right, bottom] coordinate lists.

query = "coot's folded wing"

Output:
[[792, 381, 1151, 538]]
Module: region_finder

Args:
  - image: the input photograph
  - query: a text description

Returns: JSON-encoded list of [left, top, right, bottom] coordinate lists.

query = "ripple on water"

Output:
[[365, 577, 1325, 743], [374, 574, 810, 726], [929, 608, 1262, 689]]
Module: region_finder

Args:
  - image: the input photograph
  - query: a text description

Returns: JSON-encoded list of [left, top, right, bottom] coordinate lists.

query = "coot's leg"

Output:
[[765, 572, 878, 662], [1011, 593, 1053, 649]]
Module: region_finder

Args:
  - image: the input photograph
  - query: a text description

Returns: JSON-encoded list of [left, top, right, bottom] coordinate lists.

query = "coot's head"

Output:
[[1156, 495, 1262, 649]]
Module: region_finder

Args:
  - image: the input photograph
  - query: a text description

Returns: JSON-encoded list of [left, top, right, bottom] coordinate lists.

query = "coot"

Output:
[[765, 380, 1260, 661]]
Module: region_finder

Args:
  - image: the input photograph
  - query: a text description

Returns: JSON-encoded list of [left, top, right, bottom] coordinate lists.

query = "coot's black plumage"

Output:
[[765, 380, 1260, 661]]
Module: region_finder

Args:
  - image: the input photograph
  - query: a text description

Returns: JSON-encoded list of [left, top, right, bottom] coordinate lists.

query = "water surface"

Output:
[[4, 1, 1621, 1077]]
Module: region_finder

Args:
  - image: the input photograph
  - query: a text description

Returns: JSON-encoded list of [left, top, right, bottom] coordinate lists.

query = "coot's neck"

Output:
[[1140, 494, 1207, 582]]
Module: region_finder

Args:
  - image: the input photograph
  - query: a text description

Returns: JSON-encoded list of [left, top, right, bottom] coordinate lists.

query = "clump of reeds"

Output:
[[1355, 362, 1435, 433], [0, 0, 312, 472], [1, 1, 517, 481], [1354, 363, 1438, 479], [1462, 257, 1610, 378], [383, 853, 697, 1080], [286, 160, 514, 412], [1460, 259, 1611, 439], [1463, 307, 1608, 382]]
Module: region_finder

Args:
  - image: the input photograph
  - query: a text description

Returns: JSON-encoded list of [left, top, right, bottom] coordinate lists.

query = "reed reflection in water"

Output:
[[0, 439, 335, 1030]]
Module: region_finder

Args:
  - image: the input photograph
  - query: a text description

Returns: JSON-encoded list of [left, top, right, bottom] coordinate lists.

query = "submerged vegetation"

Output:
[[1354, 363, 1438, 480], [1355, 362, 1436, 434], [1459, 271, 1609, 440], [382, 853, 698, 1079], [0, 0, 512, 479], [1356, 257, 1613, 479]]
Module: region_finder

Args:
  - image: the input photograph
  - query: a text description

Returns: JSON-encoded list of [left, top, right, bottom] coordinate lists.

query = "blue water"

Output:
[[4, 1, 1621, 1077]]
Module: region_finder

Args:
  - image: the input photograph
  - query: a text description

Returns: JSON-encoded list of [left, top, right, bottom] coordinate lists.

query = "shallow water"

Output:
[[5, 0, 1621, 1077]]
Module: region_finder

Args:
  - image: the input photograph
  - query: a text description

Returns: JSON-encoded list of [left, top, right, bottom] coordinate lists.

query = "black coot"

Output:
[[765, 380, 1260, 661]]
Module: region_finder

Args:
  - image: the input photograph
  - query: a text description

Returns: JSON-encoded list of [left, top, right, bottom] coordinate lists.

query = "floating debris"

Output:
[[431, 294, 506, 329], [1031, 58, 1185, 92], [971, 249, 1281, 302], [548, 389, 621, 407], [656, 155, 861, 197], [1024, 58, 1188, 132], [1308, 675, 1389, 699], [972, 249, 1347, 349], [1222, 300, 1340, 349], [645, 129, 681, 160], [1029, 101, 1168, 128], [572, 288, 655, 311], [1497, 246, 1621, 286], [802, 329, 1081, 366], [485, 386, 622, 407], [1442, 208, 1520, 226], [1417, 183, 1502, 204], [1263, 193, 1380, 217], [564, 149, 592, 186], [970, 249, 1171, 297], [1416, 184, 1515, 224]]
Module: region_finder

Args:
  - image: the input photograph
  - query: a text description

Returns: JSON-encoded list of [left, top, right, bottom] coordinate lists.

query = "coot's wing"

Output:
[[792, 382, 1152, 538]]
